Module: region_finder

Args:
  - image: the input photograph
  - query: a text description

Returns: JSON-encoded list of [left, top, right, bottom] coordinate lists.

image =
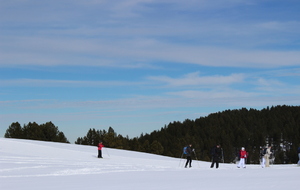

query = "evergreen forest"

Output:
[[4, 105, 300, 164], [4, 121, 69, 143], [75, 105, 300, 164]]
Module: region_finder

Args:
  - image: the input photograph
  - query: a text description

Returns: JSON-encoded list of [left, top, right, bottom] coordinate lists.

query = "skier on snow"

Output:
[[237, 147, 247, 168], [184, 144, 193, 168], [264, 146, 272, 167], [97, 141, 104, 158], [261, 146, 267, 168], [210, 144, 222, 169]]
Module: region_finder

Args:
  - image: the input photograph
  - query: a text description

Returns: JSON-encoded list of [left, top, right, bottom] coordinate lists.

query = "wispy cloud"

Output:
[[0, 72, 246, 89], [0, 79, 144, 87], [166, 90, 259, 99], [2, 34, 300, 68], [1, 1, 299, 69], [148, 72, 245, 87]]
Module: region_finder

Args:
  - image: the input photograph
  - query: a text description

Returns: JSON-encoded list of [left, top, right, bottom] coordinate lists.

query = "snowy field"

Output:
[[0, 138, 298, 190]]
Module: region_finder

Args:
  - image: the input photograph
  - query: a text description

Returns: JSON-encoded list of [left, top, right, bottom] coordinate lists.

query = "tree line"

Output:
[[4, 121, 69, 143], [75, 105, 300, 164], [4, 105, 300, 164]]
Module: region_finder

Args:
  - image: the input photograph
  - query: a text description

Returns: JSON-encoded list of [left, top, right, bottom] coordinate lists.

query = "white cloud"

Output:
[[3, 33, 300, 68], [256, 21, 300, 32], [0, 78, 144, 87], [148, 72, 245, 87], [166, 90, 259, 99], [1, 1, 300, 69]]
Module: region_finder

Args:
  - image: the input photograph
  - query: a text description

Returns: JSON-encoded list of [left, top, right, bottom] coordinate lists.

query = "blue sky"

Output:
[[1, 0, 300, 143]]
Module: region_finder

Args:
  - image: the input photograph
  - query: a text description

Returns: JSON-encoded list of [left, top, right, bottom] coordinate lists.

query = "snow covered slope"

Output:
[[0, 138, 298, 190]]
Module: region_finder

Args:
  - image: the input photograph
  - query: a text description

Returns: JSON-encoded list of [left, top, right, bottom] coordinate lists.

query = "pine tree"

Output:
[[5, 122, 23, 138]]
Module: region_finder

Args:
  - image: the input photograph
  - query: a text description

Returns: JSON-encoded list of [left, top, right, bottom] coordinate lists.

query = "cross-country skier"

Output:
[[97, 142, 104, 158], [264, 146, 272, 167], [261, 146, 267, 168], [185, 144, 193, 168], [237, 147, 247, 168], [210, 144, 222, 169]]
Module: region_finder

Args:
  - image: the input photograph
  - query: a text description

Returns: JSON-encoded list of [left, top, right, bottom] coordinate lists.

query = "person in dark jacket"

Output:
[[260, 146, 267, 168], [210, 144, 222, 169], [185, 144, 193, 168]]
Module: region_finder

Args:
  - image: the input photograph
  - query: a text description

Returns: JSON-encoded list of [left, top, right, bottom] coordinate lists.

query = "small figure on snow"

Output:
[[184, 144, 193, 168], [97, 142, 104, 158], [264, 146, 272, 167], [260, 146, 267, 168], [297, 145, 300, 166], [237, 147, 247, 168], [210, 144, 222, 169]]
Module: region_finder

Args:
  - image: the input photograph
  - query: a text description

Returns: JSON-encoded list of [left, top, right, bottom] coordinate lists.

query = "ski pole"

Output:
[[178, 153, 184, 167], [193, 149, 200, 168], [221, 148, 224, 163], [105, 147, 110, 157]]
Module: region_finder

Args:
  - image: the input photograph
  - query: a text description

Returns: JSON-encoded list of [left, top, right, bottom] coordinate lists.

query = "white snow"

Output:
[[0, 138, 298, 190]]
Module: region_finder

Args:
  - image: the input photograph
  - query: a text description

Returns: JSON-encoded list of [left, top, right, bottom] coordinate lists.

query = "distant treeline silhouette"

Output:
[[5, 121, 69, 143], [75, 105, 300, 164], [4, 105, 300, 164]]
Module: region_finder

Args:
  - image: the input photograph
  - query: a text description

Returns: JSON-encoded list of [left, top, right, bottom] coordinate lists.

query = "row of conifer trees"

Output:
[[75, 105, 300, 164], [4, 121, 69, 143], [4, 105, 300, 164]]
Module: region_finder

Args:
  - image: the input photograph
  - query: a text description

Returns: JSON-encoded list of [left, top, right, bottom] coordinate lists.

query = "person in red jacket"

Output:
[[237, 147, 247, 168], [98, 142, 104, 158]]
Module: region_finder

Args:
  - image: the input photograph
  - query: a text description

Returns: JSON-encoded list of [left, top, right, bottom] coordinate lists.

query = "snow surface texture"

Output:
[[0, 138, 298, 190]]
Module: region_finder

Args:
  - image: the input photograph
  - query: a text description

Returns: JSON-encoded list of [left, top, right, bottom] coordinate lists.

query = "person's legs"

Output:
[[265, 156, 270, 167], [210, 159, 215, 168], [185, 157, 190, 167], [237, 158, 244, 168], [261, 157, 266, 168], [241, 158, 246, 168], [98, 150, 102, 158]]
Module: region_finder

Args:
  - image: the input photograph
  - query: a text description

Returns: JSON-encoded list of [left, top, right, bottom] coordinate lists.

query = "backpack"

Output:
[[261, 148, 267, 156], [183, 146, 188, 155], [263, 148, 267, 154]]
